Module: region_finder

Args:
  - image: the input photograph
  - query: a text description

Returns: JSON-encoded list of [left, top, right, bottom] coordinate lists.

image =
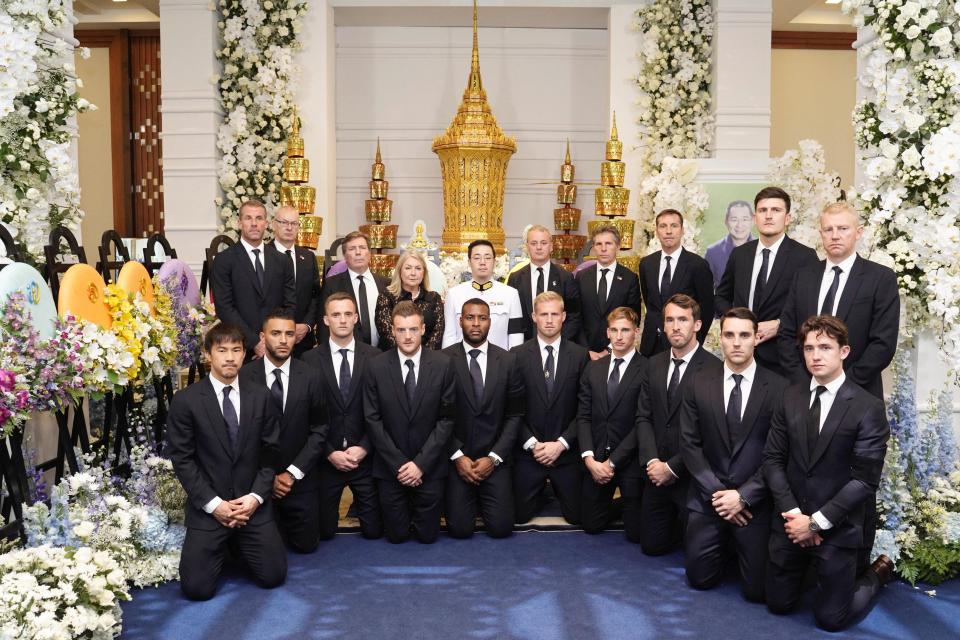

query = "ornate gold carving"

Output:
[[553, 207, 582, 230], [281, 106, 322, 249], [616, 255, 641, 275], [359, 223, 399, 249], [552, 139, 586, 267], [587, 218, 635, 251], [370, 253, 400, 278]]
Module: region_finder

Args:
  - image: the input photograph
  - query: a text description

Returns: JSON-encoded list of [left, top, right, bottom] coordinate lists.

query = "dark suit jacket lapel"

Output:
[[605, 265, 625, 313], [810, 383, 853, 467], [237, 385, 256, 455], [449, 344, 478, 413], [346, 346, 367, 407], [734, 242, 755, 307], [756, 239, 788, 309], [547, 262, 563, 294], [653, 355, 674, 417], [527, 343, 550, 407], [236, 244, 263, 298], [551, 340, 575, 407], [409, 351, 432, 417], [645, 252, 662, 304], [835, 256, 865, 322], [315, 346, 344, 411], [731, 373, 767, 458], [670, 251, 691, 299], [201, 380, 234, 460], [387, 351, 413, 416], [481, 347, 501, 408], [609, 354, 642, 411], [516, 267, 533, 317], [710, 376, 732, 453], [583, 266, 600, 315]]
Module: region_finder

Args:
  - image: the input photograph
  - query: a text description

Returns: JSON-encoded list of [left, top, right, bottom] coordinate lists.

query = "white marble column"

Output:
[[159, 0, 222, 276], [699, 0, 772, 182]]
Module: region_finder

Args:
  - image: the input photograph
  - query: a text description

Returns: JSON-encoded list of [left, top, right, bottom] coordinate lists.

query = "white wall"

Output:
[[333, 25, 609, 251]]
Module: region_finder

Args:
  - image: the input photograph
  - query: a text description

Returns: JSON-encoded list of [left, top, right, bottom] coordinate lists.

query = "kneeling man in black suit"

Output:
[[166, 323, 286, 600], [444, 299, 525, 538], [680, 307, 788, 602], [365, 301, 456, 543], [764, 315, 893, 631]]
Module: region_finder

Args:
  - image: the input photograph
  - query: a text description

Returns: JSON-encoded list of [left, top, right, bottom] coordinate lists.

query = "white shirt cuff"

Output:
[[249, 493, 264, 505], [582, 450, 594, 459], [451, 449, 465, 461], [523, 437, 538, 451], [788, 507, 801, 514], [286, 465, 304, 480], [558, 437, 570, 450], [203, 496, 222, 514], [665, 463, 678, 479], [488, 452, 503, 464], [811, 511, 833, 530]]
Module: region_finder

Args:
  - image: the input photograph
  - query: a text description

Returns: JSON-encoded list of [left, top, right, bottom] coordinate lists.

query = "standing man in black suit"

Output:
[[269, 205, 321, 358], [303, 292, 382, 541], [211, 200, 296, 360], [443, 299, 525, 538], [576, 224, 641, 360], [714, 187, 819, 376], [577, 307, 646, 540], [166, 324, 286, 600], [638, 209, 714, 357], [507, 225, 581, 341], [779, 201, 899, 399], [511, 291, 589, 524], [364, 301, 456, 543], [318, 230, 389, 347], [680, 307, 788, 602], [239, 311, 328, 553], [764, 315, 893, 631], [636, 294, 722, 555]]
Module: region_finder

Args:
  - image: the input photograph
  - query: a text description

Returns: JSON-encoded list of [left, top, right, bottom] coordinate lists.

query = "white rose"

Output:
[[73, 521, 95, 539], [905, 25, 922, 39], [931, 27, 953, 48]]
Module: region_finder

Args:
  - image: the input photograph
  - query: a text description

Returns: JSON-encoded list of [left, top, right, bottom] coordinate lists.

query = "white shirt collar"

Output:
[[273, 239, 295, 253], [596, 260, 617, 271], [530, 260, 550, 275], [671, 343, 700, 364], [330, 338, 355, 354], [811, 371, 846, 395], [400, 347, 422, 368], [756, 234, 785, 256], [347, 266, 373, 280], [610, 349, 636, 368], [240, 237, 263, 254], [826, 253, 857, 273], [209, 375, 239, 396], [662, 245, 683, 260], [537, 336, 561, 352], [724, 359, 757, 383], [463, 341, 488, 356], [264, 356, 291, 379]]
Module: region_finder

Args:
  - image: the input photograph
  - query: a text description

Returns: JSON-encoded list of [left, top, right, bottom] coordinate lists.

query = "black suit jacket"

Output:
[[778, 255, 900, 398], [764, 379, 889, 548], [318, 269, 389, 345], [269, 242, 321, 353], [239, 358, 328, 493], [364, 348, 456, 480], [303, 340, 379, 460], [507, 261, 581, 342], [714, 236, 819, 373], [166, 378, 281, 530], [638, 250, 714, 356], [575, 263, 642, 353], [679, 364, 788, 514], [636, 346, 723, 478], [577, 353, 647, 478], [211, 242, 296, 350], [443, 343, 525, 463], [511, 338, 589, 466]]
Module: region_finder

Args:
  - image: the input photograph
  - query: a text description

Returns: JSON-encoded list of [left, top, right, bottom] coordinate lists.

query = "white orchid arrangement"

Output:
[[0, 1, 91, 263], [213, 0, 308, 236], [639, 157, 708, 253], [767, 140, 843, 254], [842, 0, 960, 374], [632, 0, 714, 251]]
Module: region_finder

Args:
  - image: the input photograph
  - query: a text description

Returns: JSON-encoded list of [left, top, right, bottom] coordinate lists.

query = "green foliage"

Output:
[[898, 538, 960, 586]]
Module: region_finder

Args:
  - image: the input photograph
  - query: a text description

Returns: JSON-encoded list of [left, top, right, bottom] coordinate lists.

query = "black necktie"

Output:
[[808, 385, 828, 454], [285, 248, 295, 279], [660, 256, 672, 301], [252, 248, 264, 288], [357, 275, 371, 344], [667, 358, 684, 406], [338, 348, 351, 400], [753, 248, 770, 310], [469, 349, 484, 403], [726, 373, 743, 442], [820, 266, 843, 315], [598, 268, 609, 306], [270, 369, 284, 411], [222, 385, 240, 454], [608, 358, 624, 403], [404, 359, 416, 405], [544, 345, 555, 395], [536, 266, 545, 297]]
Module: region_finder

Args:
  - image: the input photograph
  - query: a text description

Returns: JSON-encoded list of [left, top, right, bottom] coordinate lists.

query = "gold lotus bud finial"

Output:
[[287, 105, 304, 159], [372, 138, 385, 181], [565, 139, 571, 165], [560, 139, 575, 185], [606, 111, 622, 162], [469, 0, 482, 94], [611, 111, 618, 140]]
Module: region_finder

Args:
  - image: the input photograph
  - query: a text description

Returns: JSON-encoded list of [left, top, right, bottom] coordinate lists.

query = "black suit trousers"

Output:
[[581, 472, 642, 541], [445, 464, 514, 539], [179, 520, 287, 601], [685, 508, 770, 603], [639, 477, 687, 556], [767, 531, 881, 631], [377, 477, 444, 544], [318, 462, 382, 541], [513, 455, 583, 525], [274, 488, 321, 553]]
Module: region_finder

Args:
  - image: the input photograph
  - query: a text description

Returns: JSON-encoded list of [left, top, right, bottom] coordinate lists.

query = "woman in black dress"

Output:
[[374, 250, 444, 350]]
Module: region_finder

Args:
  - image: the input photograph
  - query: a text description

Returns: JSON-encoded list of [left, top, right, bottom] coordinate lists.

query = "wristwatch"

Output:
[[809, 517, 822, 533], [488, 455, 501, 467]]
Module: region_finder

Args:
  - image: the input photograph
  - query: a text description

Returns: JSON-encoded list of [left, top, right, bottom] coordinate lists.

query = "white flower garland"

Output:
[[842, 0, 960, 372], [213, 0, 307, 235], [633, 0, 714, 251], [0, 1, 90, 263]]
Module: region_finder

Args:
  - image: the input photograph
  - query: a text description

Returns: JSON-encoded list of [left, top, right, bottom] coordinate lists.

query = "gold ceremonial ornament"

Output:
[[551, 140, 586, 268], [616, 255, 641, 275], [280, 107, 323, 251], [433, 0, 516, 254], [590, 112, 634, 253], [587, 218, 635, 252], [370, 253, 400, 274], [364, 138, 399, 278]]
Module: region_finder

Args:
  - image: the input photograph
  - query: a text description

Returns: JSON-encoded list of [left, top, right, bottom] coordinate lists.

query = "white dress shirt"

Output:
[[658, 246, 684, 294], [530, 261, 551, 308], [240, 237, 266, 273], [583, 349, 637, 462], [399, 347, 422, 384], [274, 240, 297, 279], [748, 235, 785, 310], [441, 280, 524, 350], [203, 377, 263, 513], [348, 267, 380, 347], [522, 337, 569, 452], [450, 342, 503, 464], [596, 261, 617, 300], [263, 357, 305, 480], [330, 338, 355, 388], [817, 253, 858, 315], [722, 360, 757, 420]]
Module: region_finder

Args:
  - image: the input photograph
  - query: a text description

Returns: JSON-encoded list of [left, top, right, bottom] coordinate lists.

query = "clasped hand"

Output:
[[711, 489, 751, 527], [212, 495, 260, 528], [533, 441, 565, 467], [455, 456, 495, 485]]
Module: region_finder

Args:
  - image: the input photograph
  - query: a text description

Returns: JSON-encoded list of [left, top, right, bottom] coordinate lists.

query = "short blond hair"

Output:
[[387, 250, 430, 297], [533, 290, 564, 313], [821, 201, 861, 223]]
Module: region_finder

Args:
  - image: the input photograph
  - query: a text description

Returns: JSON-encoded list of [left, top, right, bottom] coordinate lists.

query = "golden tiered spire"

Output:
[[589, 111, 635, 254], [433, 0, 516, 253], [552, 141, 585, 271], [280, 106, 322, 249], [361, 140, 399, 277]]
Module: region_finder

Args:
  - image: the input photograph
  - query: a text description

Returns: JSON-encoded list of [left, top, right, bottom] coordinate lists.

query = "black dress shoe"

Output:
[[869, 554, 896, 586]]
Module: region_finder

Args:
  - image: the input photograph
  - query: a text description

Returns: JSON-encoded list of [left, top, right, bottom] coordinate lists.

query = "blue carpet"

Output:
[[121, 531, 959, 639]]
